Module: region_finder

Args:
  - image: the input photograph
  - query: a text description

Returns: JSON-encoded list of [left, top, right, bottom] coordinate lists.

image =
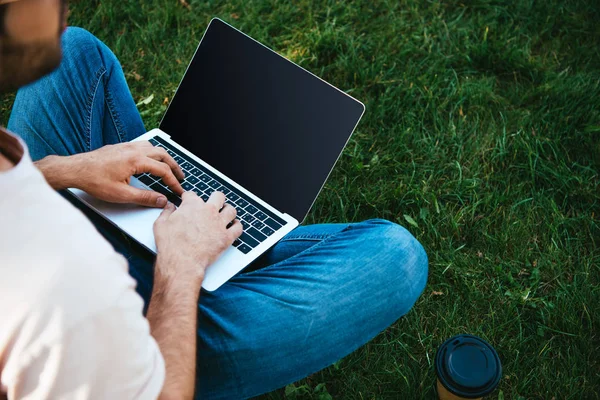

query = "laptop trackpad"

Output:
[[68, 186, 161, 253]]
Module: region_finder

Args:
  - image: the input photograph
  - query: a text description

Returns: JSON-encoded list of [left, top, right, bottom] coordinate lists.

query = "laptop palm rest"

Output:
[[69, 179, 161, 253]]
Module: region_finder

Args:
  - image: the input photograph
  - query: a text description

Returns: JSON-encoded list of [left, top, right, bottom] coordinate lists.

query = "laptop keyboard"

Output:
[[134, 136, 287, 254]]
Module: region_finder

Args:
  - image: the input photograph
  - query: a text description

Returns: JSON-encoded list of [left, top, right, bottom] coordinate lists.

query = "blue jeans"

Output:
[[8, 28, 429, 399]]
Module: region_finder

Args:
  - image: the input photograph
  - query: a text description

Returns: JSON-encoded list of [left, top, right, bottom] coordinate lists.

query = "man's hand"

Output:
[[149, 191, 242, 399], [153, 190, 243, 282], [36, 141, 185, 207]]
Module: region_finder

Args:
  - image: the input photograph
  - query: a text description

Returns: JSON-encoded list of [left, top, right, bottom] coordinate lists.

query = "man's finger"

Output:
[[228, 219, 243, 238], [156, 201, 177, 223], [121, 186, 169, 208], [139, 158, 184, 195], [207, 191, 226, 209], [181, 190, 198, 202], [135, 140, 154, 148], [147, 147, 185, 181], [219, 203, 237, 223]]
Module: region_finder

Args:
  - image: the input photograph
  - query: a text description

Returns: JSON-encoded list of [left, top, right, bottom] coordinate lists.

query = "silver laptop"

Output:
[[70, 18, 365, 291]]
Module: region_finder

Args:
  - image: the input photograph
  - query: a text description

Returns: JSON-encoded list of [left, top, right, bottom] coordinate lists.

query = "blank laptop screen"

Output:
[[160, 19, 365, 222]]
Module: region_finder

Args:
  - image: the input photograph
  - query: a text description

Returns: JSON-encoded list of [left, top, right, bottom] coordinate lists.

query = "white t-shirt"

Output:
[[0, 131, 165, 399]]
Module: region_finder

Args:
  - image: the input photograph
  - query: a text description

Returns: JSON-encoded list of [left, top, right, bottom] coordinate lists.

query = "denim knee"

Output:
[[363, 218, 429, 310], [61, 27, 117, 70], [62, 27, 98, 53]]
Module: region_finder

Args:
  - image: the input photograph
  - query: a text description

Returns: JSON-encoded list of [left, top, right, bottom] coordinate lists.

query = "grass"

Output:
[[2, 0, 599, 398]]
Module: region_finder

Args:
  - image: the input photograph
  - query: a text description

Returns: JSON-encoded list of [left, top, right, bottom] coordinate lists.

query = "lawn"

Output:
[[1, 0, 599, 399]]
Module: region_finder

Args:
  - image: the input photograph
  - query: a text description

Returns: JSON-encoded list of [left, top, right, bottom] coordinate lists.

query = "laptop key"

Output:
[[200, 194, 209, 202], [208, 180, 220, 189], [245, 204, 258, 215], [199, 174, 211, 183], [138, 175, 155, 187], [235, 198, 249, 209], [149, 182, 182, 206], [241, 213, 255, 223], [251, 220, 265, 230], [240, 232, 259, 247], [187, 175, 200, 185], [174, 156, 184, 164], [182, 182, 194, 191], [248, 227, 267, 242], [189, 167, 201, 176], [232, 239, 242, 247], [149, 138, 160, 146], [195, 182, 208, 191], [158, 180, 172, 189], [240, 219, 250, 231], [192, 188, 203, 196], [227, 192, 240, 202], [151, 181, 172, 194], [261, 226, 275, 237], [237, 243, 252, 254], [226, 199, 237, 209], [217, 186, 231, 195], [264, 218, 283, 231], [254, 211, 268, 221], [205, 187, 215, 196], [181, 162, 193, 170]]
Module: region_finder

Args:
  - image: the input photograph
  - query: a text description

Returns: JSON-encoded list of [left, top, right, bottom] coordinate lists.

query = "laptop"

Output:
[[69, 18, 365, 291]]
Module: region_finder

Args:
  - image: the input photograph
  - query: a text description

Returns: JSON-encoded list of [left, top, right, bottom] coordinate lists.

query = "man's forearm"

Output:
[[35, 154, 84, 190], [147, 257, 203, 400]]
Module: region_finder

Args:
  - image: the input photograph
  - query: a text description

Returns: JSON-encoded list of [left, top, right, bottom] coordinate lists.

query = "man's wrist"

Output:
[[35, 153, 86, 190], [154, 253, 206, 292], [152, 273, 204, 308]]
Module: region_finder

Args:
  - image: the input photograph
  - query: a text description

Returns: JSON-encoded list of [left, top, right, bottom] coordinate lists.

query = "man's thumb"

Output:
[[126, 186, 168, 208]]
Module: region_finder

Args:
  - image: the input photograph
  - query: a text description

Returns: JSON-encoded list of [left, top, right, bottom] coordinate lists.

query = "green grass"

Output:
[[2, 0, 599, 398]]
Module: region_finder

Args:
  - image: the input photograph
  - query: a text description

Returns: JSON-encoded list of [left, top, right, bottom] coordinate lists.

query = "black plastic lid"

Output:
[[435, 334, 502, 399]]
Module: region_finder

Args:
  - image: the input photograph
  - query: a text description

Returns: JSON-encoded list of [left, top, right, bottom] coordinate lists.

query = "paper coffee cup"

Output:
[[434, 335, 502, 399]]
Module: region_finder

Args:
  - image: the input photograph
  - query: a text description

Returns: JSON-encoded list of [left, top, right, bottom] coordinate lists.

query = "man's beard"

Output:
[[0, 37, 63, 93]]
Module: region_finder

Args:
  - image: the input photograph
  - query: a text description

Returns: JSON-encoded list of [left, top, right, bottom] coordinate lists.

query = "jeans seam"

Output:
[[104, 75, 126, 143], [237, 224, 354, 277], [86, 66, 107, 152]]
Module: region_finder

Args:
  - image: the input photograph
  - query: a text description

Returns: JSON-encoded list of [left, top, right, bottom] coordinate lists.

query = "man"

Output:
[[0, 0, 428, 399]]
